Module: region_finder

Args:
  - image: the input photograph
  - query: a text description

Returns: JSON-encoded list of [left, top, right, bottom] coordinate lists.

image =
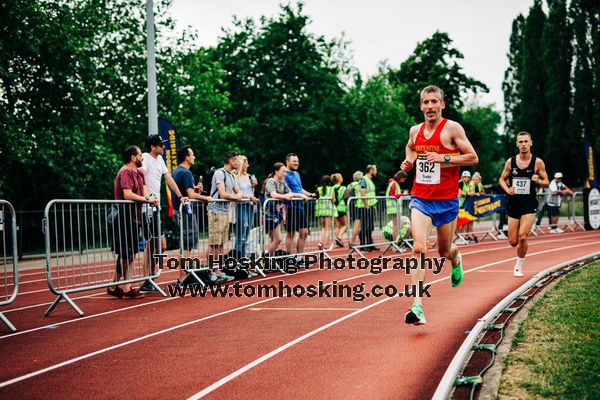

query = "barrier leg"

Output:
[[147, 278, 167, 297], [45, 293, 84, 317], [0, 312, 16, 332], [180, 269, 207, 287]]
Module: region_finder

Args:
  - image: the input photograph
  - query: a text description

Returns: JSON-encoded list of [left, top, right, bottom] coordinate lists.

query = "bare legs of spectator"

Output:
[[334, 214, 347, 246], [268, 225, 282, 256], [286, 228, 308, 254], [351, 219, 361, 246], [319, 216, 332, 249]]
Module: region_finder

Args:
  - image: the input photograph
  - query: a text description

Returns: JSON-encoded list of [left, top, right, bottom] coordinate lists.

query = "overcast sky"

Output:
[[169, 0, 533, 112]]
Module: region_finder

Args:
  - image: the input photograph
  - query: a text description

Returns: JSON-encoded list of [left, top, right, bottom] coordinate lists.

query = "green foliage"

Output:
[[503, 14, 525, 138], [212, 3, 356, 187], [503, 0, 600, 185], [388, 32, 489, 123], [519, 0, 549, 158], [462, 107, 503, 183], [543, 0, 573, 178], [0, 0, 505, 207]]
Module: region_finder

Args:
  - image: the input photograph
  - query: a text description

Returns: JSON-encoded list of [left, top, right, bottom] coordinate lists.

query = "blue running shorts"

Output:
[[409, 197, 459, 227]]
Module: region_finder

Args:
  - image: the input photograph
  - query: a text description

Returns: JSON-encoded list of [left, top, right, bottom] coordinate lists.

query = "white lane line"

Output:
[[0, 268, 319, 339], [0, 240, 597, 390], [3, 231, 598, 339], [249, 307, 360, 311], [0, 239, 538, 336]]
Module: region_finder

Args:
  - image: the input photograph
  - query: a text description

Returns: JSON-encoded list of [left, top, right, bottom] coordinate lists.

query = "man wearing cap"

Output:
[[138, 134, 189, 293], [498, 131, 549, 277], [546, 172, 573, 233]]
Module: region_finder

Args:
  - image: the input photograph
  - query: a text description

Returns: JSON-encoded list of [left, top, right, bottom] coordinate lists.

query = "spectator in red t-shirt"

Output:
[[109, 145, 158, 299]]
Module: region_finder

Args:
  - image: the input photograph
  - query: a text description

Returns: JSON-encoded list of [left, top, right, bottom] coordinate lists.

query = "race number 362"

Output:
[[416, 157, 440, 185]]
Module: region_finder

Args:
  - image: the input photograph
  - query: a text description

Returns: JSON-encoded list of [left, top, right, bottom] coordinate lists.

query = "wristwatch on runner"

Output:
[[444, 155, 451, 164]]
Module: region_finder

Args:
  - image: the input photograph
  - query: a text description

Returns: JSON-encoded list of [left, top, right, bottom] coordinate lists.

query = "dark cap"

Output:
[[145, 134, 166, 149]]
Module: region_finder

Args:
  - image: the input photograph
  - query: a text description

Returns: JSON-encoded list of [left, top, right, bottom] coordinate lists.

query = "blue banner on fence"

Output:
[[158, 118, 180, 217], [584, 138, 597, 189], [457, 195, 506, 227]]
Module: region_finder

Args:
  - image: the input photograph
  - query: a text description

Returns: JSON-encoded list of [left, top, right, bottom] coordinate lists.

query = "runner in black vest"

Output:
[[498, 131, 549, 277]]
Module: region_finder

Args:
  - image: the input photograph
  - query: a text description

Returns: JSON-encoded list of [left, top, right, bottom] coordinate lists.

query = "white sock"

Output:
[[514, 257, 524, 270]]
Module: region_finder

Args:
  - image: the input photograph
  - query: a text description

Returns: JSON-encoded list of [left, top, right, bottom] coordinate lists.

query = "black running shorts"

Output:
[[506, 197, 538, 219]]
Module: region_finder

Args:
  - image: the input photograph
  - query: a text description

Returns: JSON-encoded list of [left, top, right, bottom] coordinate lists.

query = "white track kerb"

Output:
[[431, 251, 600, 400]]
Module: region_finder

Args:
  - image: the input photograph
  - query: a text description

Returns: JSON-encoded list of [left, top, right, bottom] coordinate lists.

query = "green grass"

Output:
[[498, 261, 600, 400]]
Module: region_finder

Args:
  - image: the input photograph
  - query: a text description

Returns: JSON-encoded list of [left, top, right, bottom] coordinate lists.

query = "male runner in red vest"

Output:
[[498, 131, 549, 277], [401, 85, 479, 325]]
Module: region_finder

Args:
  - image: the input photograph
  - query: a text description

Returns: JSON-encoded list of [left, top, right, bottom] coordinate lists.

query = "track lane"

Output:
[[0, 232, 597, 399]]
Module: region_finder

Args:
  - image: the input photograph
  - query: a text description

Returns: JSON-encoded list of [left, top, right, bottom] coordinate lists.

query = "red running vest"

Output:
[[410, 118, 460, 200]]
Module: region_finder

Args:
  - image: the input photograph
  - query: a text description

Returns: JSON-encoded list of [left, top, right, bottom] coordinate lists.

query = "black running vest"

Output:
[[508, 156, 537, 197]]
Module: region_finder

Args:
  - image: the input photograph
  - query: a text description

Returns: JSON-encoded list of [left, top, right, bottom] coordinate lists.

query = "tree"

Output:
[[388, 31, 489, 123], [503, 14, 525, 139], [461, 106, 503, 184], [543, 0, 574, 179], [519, 0, 548, 159], [213, 3, 351, 186], [346, 72, 415, 188]]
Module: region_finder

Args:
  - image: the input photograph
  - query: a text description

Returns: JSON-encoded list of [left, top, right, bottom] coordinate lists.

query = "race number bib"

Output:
[[513, 177, 531, 195], [415, 156, 440, 185]]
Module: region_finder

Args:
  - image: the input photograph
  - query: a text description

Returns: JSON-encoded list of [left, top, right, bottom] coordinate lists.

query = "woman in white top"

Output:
[[233, 156, 258, 261]]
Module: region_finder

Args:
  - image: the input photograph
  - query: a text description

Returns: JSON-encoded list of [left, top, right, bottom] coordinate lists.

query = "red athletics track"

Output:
[[0, 230, 598, 399]]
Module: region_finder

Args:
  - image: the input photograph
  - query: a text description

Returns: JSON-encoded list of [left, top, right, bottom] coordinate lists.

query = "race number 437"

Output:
[[512, 177, 531, 195]]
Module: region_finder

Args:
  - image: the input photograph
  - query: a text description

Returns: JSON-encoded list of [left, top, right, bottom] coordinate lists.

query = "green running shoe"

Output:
[[451, 251, 464, 287], [404, 303, 427, 325]]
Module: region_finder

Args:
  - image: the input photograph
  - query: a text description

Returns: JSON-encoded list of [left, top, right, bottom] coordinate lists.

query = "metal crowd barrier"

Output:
[[346, 196, 405, 258], [455, 212, 498, 244], [1, 200, 18, 332], [533, 192, 578, 234], [568, 191, 585, 232], [177, 199, 264, 286], [43, 199, 166, 316], [262, 198, 334, 272]]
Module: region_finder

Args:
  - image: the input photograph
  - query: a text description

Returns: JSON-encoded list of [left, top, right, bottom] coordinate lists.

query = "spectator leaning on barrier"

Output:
[[331, 173, 347, 247], [138, 134, 188, 293], [206, 151, 248, 284], [546, 172, 573, 233], [171, 145, 213, 283], [263, 162, 308, 257], [315, 175, 337, 250], [385, 170, 407, 242], [284, 153, 315, 267], [232, 155, 259, 264], [108, 145, 159, 300], [356, 164, 378, 251], [348, 170, 364, 246]]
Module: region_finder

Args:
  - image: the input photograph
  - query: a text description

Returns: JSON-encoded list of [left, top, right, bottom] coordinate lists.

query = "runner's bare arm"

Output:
[[426, 122, 478, 165], [498, 159, 515, 195], [401, 126, 419, 172], [533, 159, 549, 188]]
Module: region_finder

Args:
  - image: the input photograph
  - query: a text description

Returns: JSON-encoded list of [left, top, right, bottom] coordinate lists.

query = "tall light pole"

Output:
[[146, 0, 158, 137]]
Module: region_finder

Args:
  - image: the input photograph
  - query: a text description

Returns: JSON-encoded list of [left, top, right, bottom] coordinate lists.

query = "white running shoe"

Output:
[[554, 227, 564, 233], [513, 268, 524, 277]]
